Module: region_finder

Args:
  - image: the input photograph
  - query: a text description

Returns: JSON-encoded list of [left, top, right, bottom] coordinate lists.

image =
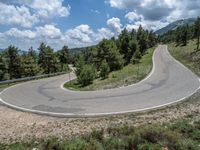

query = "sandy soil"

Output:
[[0, 90, 200, 144]]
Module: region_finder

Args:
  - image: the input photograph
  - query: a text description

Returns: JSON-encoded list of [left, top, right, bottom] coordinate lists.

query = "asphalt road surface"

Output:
[[0, 45, 200, 117]]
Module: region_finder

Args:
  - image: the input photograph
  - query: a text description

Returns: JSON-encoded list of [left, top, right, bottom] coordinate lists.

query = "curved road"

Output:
[[0, 45, 200, 117]]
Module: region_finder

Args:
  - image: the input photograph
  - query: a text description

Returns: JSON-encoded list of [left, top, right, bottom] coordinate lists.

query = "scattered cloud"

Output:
[[0, 0, 70, 28], [36, 25, 62, 39], [125, 11, 142, 23], [0, 0, 200, 49], [31, 0, 71, 19], [0, 2, 38, 28], [107, 17, 122, 34], [105, 0, 141, 9], [65, 25, 115, 48], [91, 9, 100, 14], [106, 0, 200, 29], [65, 24, 95, 44], [97, 28, 114, 39], [5, 28, 37, 39]]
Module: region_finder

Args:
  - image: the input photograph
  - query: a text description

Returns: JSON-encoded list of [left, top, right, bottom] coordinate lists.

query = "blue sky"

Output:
[[0, 0, 200, 50]]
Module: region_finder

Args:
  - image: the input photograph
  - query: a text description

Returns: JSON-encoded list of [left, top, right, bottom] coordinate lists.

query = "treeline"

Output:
[[0, 43, 70, 81], [0, 25, 157, 83], [158, 17, 200, 49], [75, 26, 157, 86]]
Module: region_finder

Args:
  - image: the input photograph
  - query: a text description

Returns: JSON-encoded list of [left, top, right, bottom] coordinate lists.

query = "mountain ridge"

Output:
[[155, 18, 196, 35]]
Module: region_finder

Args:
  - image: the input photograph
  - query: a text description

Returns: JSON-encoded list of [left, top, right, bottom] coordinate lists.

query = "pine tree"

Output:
[[194, 17, 200, 50], [181, 26, 188, 46], [75, 54, 85, 76], [0, 55, 6, 80], [20, 54, 39, 77], [59, 45, 70, 71], [97, 39, 123, 71], [100, 59, 110, 79], [28, 46, 37, 61], [5, 45, 21, 79], [148, 30, 157, 47], [137, 26, 148, 54], [38, 43, 58, 74]]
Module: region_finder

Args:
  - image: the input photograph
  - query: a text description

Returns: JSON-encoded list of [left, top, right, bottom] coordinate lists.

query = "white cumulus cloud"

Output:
[[65, 24, 95, 44], [31, 0, 71, 19], [0, 0, 70, 28], [107, 17, 122, 34], [0, 2, 38, 28], [125, 11, 142, 23], [5, 28, 37, 39], [36, 25, 62, 39]]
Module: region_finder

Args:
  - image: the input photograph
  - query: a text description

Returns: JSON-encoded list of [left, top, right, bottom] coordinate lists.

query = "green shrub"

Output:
[[107, 125, 135, 137], [90, 129, 104, 141], [77, 65, 97, 86], [0, 145, 5, 150], [138, 142, 161, 150], [131, 49, 142, 64], [63, 139, 88, 150], [100, 60, 110, 79], [177, 139, 200, 150], [41, 138, 62, 150], [127, 133, 144, 150], [8, 143, 31, 150], [104, 137, 127, 150]]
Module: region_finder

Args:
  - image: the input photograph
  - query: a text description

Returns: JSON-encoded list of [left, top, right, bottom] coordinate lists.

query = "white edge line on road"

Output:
[[0, 45, 200, 117], [0, 85, 200, 117]]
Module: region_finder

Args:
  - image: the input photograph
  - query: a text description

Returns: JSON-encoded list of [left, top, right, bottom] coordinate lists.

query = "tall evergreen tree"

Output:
[[97, 39, 123, 71], [118, 29, 131, 64], [20, 54, 39, 77], [38, 43, 58, 74], [194, 17, 200, 50], [75, 54, 85, 76], [0, 55, 6, 80], [5, 45, 21, 79], [137, 26, 148, 54], [28, 46, 37, 61], [59, 45, 70, 71], [118, 28, 138, 65], [148, 30, 157, 47], [181, 26, 188, 46]]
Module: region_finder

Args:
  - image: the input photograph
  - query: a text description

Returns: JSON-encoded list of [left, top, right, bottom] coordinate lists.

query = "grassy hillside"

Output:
[[65, 47, 155, 91], [168, 40, 200, 77]]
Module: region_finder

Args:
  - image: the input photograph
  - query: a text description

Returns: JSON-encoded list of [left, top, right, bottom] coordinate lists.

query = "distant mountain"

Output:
[[155, 18, 196, 35]]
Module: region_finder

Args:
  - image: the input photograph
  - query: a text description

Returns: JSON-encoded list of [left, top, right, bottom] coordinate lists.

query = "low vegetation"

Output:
[[169, 40, 200, 77], [0, 118, 199, 150]]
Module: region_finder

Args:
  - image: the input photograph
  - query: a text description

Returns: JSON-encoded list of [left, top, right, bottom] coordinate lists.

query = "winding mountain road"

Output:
[[0, 45, 200, 117]]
